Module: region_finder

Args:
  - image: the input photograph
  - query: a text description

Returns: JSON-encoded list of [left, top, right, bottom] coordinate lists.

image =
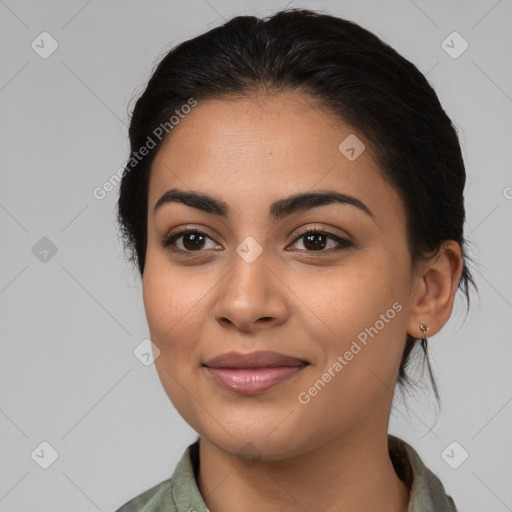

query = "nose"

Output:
[[212, 247, 289, 333]]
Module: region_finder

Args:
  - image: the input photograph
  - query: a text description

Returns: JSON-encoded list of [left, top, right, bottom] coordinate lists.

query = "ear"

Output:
[[406, 240, 463, 339]]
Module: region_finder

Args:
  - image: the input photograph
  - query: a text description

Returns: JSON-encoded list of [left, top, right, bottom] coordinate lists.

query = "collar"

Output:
[[388, 435, 458, 511]]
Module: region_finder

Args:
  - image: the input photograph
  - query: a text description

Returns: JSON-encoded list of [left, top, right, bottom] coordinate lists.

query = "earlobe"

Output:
[[406, 241, 463, 339]]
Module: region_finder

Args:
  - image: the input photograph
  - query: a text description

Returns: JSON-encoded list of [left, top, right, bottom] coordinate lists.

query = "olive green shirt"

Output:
[[114, 435, 457, 511]]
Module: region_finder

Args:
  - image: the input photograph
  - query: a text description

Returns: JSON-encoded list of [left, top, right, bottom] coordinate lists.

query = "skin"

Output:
[[143, 91, 463, 512]]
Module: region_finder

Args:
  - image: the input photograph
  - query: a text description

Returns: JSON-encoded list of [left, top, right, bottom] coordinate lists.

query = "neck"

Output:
[[197, 426, 410, 512]]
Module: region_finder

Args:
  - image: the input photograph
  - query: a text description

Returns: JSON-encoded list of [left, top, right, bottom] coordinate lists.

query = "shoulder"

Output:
[[388, 434, 458, 511], [114, 478, 174, 512], [113, 439, 202, 512]]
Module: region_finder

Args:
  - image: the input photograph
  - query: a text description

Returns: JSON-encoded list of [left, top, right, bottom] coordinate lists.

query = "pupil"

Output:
[[184, 233, 204, 250], [304, 233, 326, 250]]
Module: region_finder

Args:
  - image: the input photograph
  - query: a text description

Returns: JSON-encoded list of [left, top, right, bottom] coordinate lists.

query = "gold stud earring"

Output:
[[419, 322, 430, 342]]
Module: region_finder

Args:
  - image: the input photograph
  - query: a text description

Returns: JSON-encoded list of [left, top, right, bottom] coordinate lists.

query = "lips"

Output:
[[203, 350, 309, 395], [203, 350, 309, 369]]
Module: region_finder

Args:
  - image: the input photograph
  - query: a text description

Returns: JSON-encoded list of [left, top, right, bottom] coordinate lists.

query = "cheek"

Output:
[[316, 258, 395, 330], [296, 283, 406, 436], [142, 250, 208, 345], [312, 254, 408, 383], [142, 256, 209, 424]]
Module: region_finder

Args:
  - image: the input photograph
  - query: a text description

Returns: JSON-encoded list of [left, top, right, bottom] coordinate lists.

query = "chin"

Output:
[[194, 416, 312, 463]]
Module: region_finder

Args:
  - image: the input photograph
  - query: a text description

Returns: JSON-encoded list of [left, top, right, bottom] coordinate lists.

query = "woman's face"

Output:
[[143, 92, 422, 460]]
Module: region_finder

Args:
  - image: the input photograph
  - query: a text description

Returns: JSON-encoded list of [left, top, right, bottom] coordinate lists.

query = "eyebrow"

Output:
[[153, 188, 375, 223]]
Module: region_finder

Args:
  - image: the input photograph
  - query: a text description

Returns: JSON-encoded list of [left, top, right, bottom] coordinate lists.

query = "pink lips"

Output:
[[203, 350, 309, 395]]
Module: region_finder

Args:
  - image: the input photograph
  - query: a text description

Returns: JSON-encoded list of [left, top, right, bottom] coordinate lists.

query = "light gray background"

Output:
[[1, 0, 511, 510]]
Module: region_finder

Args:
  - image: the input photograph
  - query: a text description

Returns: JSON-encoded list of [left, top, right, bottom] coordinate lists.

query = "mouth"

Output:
[[202, 350, 309, 395]]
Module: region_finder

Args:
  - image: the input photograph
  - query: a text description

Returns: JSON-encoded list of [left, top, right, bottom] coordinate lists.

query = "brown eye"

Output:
[[161, 230, 220, 252], [181, 232, 206, 250], [290, 228, 352, 252]]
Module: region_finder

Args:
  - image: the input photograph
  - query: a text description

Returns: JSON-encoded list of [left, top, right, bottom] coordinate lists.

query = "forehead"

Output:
[[148, 92, 404, 227]]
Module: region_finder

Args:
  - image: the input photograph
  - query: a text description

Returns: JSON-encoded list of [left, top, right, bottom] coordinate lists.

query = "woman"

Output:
[[115, 8, 476, 511]]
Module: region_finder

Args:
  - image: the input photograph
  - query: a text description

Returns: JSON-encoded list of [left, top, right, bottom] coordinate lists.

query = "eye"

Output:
[[161, 227, 353, 254], [161, 229, 221, 252], [289, 227, 353, 252]]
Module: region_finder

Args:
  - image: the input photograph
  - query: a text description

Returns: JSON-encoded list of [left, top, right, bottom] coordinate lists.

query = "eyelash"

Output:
[[160, 227, 353, 254]]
